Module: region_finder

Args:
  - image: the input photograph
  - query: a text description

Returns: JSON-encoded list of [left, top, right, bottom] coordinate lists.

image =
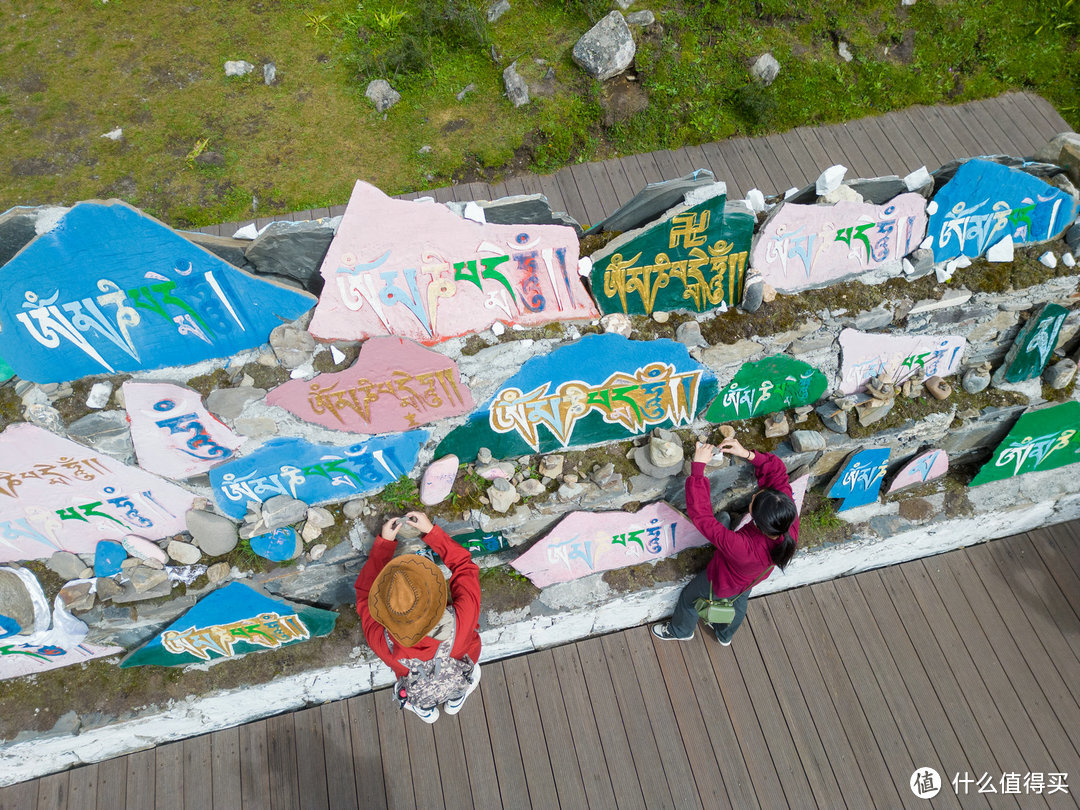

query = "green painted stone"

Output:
[[970, 400, 1080, 486], [705, 354, 828, 422], [453, 529, 510, 557], [994, 302, 1069, 385], [588, 191, 754, 316], [0, 356, 11, 383]]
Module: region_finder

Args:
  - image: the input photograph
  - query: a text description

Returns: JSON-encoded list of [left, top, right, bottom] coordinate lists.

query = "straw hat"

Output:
[[368, 554, 448, 646]]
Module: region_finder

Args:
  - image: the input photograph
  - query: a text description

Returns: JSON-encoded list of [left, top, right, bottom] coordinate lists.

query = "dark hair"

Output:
[[751, 488, 798, 570]]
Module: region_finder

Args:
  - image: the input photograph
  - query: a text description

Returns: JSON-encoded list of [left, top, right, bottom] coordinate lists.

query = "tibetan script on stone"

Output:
[[0, 201, 316, 384], [886, 449, 949, 494], [435, 333, 717, 462], [0, 423, 194, 563], [993, 302, 1069, 385], [308, 181, 598, 343], [827, 448, 890, 511], [971, 401, 1080, 486], [705, 354, 827, 422], [838, 328, 966, 395], [266, 336, 474, 433]]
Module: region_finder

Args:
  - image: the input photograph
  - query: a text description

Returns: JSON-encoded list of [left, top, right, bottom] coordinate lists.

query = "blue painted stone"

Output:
[[120, 581, 337, 667], [250, 527, 301, 562], [0, 614, 21, 638], [929, 159, 1079, 262], [0, 201, 316, 383], [827, 448, 890, 512], [94, 540, 127, 577], [436, 333, 718, 462], [209, 431, 427, 519]]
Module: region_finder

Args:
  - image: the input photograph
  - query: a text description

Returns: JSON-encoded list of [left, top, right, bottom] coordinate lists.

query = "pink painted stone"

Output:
[[886, 449, 949, 494], [308, 181, 599, 343], [121, 534, 169, 564], [751, 193, 927, 292], [511, 501, 710, 588], [420, 455, 459, 506], [735, 472, 809, 530], [124, 381, 243, 479], [0, 640, 121, 680], [838, 328, 966, 395], [266, 336, 475, 433], [0, 423, 194, 563]]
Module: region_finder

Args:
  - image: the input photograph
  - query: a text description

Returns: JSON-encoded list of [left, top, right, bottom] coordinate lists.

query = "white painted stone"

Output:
[[816, 164, 846, 195], [745, 188, 766, 212], [926, 200, 938, 215], [463, 201, 486, 224], [329, 345, 346, 365], [1040, 251, 1057, 268], [904, 166, 930, 191], [920, 235, 933, 250], [1063, 252, 1076, 268], [986, 234, 1015, 262], [85, 382, 113, 409], [100, 128, 123, 141], [166, 541, 202, 566], [578, 255, 592, 277]]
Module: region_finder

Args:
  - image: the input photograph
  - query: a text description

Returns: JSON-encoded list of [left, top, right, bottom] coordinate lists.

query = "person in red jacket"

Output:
[[355, 510, 482, 724], [653, 436, 799, 645]]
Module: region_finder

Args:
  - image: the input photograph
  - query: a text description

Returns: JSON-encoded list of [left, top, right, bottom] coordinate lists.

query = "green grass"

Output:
[[0, 0, 1077, 226]]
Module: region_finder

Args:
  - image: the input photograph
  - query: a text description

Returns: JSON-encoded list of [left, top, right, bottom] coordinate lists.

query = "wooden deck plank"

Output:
[[525, 649, 591, 810], [95, 759, 126, 810], [729, 137, 774, 194], [319, 702, 359, 810], [612, 153, 647, 198], [877, 110, 940, 173], [265, 714, 300, 810], [906, 106, 961, 164], [670, 146, 701, 176], [35, 773, 67, 810], [1032, 524, 1080, 624], [452, 684, 502, 810], [932, 104, 985, 160], [960, 98, 1022, 157], [703, 140, 751, 198], [767, 131, 816, 189], [568, 162, 606, 226], [66, 766, 96, 810], [1016, 92, 1069, 138], [535, 173, 566, 216], [553, 167, 588, 228], [747, 136, 792, 194], [480, 661, 532, 809], [586, 161, 619, 220], [210, 727, 241, 810], [550, 644, 620, 810], [650, 149, 681, 181], [1005, 93, 1056, 144], [0, 780, 38, 810], [991, 95, 1044, 155], [598, 633, 677, 810], [695, 141, 740, 197], [633, 151, 665, 185], [501, 656, 560, 810], [373, 691, 416, 810], [1046, 521, 1080, 585], [913, 105, 971, 163], [622, 628, 704, 810], [576, 637, 648, 810], [293, 707, 331, 810], [842, 119, 893, 177], [827, 122, 877, 179], [855, 116, 909, 177], [181, 736, 212, 810], [402, 711, 446, 810], [155, 742, 184, 810], [792, 126, 833, 176], [600, 157, 635, 207], [126, 750, 156, 810], [430, 715, 474, 810], [347, 694, 388, 810], [808, 124, 861, 176]]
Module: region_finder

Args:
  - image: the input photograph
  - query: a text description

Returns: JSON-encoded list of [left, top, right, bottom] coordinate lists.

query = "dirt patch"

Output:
[[888, 29, 916, 64], [479, 566, 540, 613], [599, 74, 649, 128], [602, 545, 712, 592], [16, 70, 47, 94], [898, 497, 934, 522], [10, 157, 57, 177], [441, 118, 470, 135]]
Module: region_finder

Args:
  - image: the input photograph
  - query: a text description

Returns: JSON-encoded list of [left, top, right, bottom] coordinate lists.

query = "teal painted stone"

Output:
[[971, 401, 1080, 486], [0, 356, 12, 383], [453, 530, 510, 557], [588, 191, 753, 316], [250, 527, 302, 562], [120, 581, 337, 667], [993, 303, 1069, 385], [93, 540, 127, 577], [435, 333, 718, 462], [705, 354, 827, 422]]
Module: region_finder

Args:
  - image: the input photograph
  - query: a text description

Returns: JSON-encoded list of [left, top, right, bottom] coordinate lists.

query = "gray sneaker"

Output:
[[651, 622, 693, 641]]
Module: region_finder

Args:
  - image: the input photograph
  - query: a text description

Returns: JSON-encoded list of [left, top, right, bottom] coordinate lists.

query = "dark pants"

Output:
[[668, 569, 751, 643]]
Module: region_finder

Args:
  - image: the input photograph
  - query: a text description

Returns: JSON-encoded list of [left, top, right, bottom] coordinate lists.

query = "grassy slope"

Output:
[[0, 0, 1076, 227]]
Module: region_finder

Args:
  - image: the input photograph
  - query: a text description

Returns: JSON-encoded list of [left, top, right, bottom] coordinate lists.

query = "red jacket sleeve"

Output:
[[422, 525, 481, 660], [685, 461, 759, 561], [354, 536, 409, 678], [752, 451, 800, 541]]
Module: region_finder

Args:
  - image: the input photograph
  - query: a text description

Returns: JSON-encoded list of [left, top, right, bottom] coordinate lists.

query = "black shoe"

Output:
[[652, 622, 693, 641]]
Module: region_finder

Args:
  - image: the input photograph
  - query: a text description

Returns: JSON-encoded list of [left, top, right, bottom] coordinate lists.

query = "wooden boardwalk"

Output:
[[6, 521, 1080, 809], [191, 91, 1070, 236]]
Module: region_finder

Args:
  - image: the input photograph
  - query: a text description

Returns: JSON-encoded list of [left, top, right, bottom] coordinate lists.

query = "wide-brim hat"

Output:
[[368, 554, 448, 647]]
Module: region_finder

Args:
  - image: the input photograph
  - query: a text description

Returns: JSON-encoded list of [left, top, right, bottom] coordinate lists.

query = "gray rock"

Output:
[[740, 272, 764, 313], [456, 83, 477, 101], [207, 562, 231, 583], [488, 478, 521, 513], [764, 412, 790, 438], [517, 478, 547, 498], [750, 53, 780, 85], [181, 232, 255, 271], [816, 402, 848, 433], [572, 11, 636, 82], [626, 10, 655, 25], [95, 577, 122, 601], [1066, 222, 1080, 253], [600, 313, 633, 337], [262, 564, 355, 608], [112, 577, 173, 603], [649, 430, 684, 467], [0, 568, 35, 634], [167, 540, 203, 566], [906, 248, 935, 278], [789, 430, 826, 453], [838, 41, 853, 62], [244, 219, 337, 294], [232, 417, 278, 439], [343, 498, 366, 519], [270, 323, 316, 369], [502, 62, 530, 107], [205, 387, 265, 420], [224, 60, 256, 77], [869, 515, 905, 537], [962, 366, 992, 394], [487, 0, 510, 22], [306, 507, 336, 529], [0, 206, 68, 267], [25, 403, 64, 433], [130, 566, 169, 593], [633, 445, 682, 478], [48, 551, 88, 581], [853, 304, 894, 331], [588, 170, 716, 234], [1044, 359, 1077, 389], [464, 194, 579, 230], [263, 62, 276, 85], [675, 321, 707, 348], [261, 495, 310, 530], [699, 339, 763, 370], [59, 582, 94, 612], [365, 79, 401, 113], [476, 447, 494, 465], [846, 176, 909, 204], [855, 397, 894, 426], [538, 455, 564, 478]]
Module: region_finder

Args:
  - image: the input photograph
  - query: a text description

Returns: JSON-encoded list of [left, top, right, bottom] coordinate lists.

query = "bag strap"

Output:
[[750, 564, 775, 589]]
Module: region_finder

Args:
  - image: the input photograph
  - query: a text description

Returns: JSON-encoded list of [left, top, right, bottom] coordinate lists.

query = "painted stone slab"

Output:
[[828, 448, 890, 511], [886, 449, 949, 494], [0, 423, 195, 563], [589, 191, 753, 315], [511, 501, 710, 587], [420, 454, 459, 506], [0, 356, 12, 383], [94, 540, 127, 577], [994, 303, 1069, 385], [838, 328, 966, 395], [120, 581, 337, 667], [209, 432, 427, 519], [250, 527, 301, 562], [971, 401, 1080, 487], [0, 201, 316, 384], [734, 472, 810, 530], [435, 333, 718, 462], [929, 159, 1079, 262], [266, 337, 474, 433], [124, 381, 243, 479], [308, 180, 598, 344], [704, 354, 827, 422], [453, 529, 510, 558], [751, 193, 927, 292]]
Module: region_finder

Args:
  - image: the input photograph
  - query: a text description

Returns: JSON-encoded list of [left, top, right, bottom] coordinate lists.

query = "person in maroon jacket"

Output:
[[355, 510, 482, 724], [653, 436, 799, 645]]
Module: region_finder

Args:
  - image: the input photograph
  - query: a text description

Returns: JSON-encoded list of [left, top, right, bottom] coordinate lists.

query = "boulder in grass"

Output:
[[365, 79, 401, 113], [572, 11, 636, 82]]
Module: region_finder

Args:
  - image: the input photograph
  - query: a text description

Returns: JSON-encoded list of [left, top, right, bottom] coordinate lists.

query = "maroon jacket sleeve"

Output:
[[422, 525, 482, 661], [354, 536, 409, 678], [685, 461, 759, 562], [752, 451, 801, 542]]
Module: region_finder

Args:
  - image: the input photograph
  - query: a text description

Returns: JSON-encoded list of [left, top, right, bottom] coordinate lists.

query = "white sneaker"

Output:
[[443, 664, 482, 716], [403, 701, 440, 724]]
